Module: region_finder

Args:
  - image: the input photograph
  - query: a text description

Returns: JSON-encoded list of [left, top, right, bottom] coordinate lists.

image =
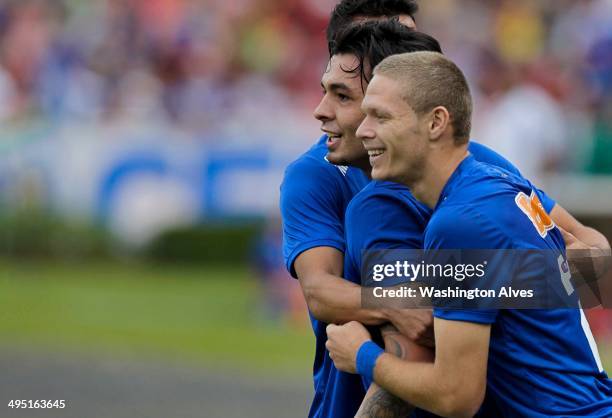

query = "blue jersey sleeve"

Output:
[[344, 186, 429, 284], [469, 141, 556, 213], [469, 141, 521, 176], [426, 205, 509, 325], [280, 158, 345, 278], [534, 188, 556, 213]]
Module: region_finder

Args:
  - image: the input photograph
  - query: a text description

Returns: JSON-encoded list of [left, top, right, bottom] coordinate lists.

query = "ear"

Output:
[[428, 106, 451, 141]]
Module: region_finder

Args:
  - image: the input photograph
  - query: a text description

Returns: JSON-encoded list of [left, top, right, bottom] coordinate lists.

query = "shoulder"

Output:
[[468, 141, 521, 177], [349, 181, 423, 208], [347, 181, 430, 222], [281, 141, 343, 197], [468, 141, 557, 213], [346, 181, 428, 255], [346, 181, 430, 251], [453, 159, 526, 203], [426, 203, 509, 249], [429, 161, 551, 249], [427, 162, 522, 248], [284, 142, 337, 180]]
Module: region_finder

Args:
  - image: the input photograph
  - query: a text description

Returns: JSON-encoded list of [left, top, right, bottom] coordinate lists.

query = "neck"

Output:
[[409, 143, 469, 209], [354, 157, 373, 179]]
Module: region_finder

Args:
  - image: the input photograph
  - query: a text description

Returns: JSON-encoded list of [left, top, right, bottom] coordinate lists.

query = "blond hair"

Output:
[[374, 51, 472, 143]]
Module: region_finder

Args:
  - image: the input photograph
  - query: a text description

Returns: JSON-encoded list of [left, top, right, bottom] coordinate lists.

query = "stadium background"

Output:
[[0, 0, 610, 417]]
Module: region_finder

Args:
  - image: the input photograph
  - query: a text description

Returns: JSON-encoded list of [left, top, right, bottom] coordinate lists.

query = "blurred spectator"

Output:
[[586, 308, 612, 345], [418, 0, 612, 176], [472, 51, 567, 183], [585, 36, 612, 174], [494, 0, 544, 65], [0, 0, 329, 144], [0, 0, 609, 173]]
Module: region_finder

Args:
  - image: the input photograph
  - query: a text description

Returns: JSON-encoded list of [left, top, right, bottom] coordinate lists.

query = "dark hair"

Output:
[[330, 19, 442, 89], [327, 0, 419, 54]]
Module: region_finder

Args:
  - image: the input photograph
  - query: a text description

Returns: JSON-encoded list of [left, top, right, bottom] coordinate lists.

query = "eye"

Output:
[[338, 93, 350, 102], [375, 112, 389, 122]]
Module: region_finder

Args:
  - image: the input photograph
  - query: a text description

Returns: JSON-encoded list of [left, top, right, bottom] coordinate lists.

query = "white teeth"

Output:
[[368, 150, 385, 157]]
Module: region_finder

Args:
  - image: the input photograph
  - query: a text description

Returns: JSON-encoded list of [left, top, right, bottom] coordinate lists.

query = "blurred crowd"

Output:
[[419, 0, 612, 181], [0, 0, 610, 179], [0, 0, 330, 148]]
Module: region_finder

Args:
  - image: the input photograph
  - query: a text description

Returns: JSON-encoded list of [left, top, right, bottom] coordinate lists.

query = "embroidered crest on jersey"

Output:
[[515, 190, 555, 238]]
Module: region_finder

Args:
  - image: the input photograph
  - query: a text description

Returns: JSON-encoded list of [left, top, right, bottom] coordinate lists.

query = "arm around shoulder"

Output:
[[295, 246, 387, 325]]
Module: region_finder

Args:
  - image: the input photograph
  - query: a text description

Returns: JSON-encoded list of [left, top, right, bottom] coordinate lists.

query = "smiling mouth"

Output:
[[368, 149, 385, 161], [326, 134, 342, 150]]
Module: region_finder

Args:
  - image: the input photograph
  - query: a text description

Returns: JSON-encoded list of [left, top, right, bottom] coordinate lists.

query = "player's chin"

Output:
[[325, 150, 350, 166], [370, 166, 390, 181]]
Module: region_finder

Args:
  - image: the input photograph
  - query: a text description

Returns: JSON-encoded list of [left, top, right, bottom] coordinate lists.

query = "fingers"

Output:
[[325, 324, 343, 361], [326, 322, 346, 344], [327, 321, 360, 333], [380, 323, 400, 336], [325, 338, 332, 353], [325, 324, 338, 353]]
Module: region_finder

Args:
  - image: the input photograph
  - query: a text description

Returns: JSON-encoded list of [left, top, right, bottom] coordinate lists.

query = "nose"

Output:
[[313, 95, 333, 122], [356, 116, 375, 143]]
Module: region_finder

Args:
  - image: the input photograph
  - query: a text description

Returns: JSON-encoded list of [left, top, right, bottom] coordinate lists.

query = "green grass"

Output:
[[0, 260, 313, 375]]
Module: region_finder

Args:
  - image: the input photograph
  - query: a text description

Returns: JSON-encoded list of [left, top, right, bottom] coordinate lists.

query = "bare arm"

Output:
[[551, 204, 610, 252], [356, 325, 434, 418], [373, 318, 489, 418], [295, 247, 387, 325], [294, 187, 436, 337], [552, 204, 611, 305], [295, 247, 436, 334], [327, 319, 490, 418]]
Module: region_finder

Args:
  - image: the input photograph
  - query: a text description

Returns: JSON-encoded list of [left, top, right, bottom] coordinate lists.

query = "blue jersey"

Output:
[[281, 138, 557, 418], [280, 135, 369, 278], [280, 135, 369, 418], [344, 143, 557, 418], [426, 155, 611, 417], [344, 141, 556, 286]]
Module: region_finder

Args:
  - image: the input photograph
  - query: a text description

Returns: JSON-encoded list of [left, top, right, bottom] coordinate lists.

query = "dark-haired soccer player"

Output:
[[326, 51, 612, 418], [281, 5, 425, 418], [282, 23, 439, 418]]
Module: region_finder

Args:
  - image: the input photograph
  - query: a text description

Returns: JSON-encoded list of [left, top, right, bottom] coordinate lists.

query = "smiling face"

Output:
[[313, 54, 370, 169], [357, 74, 430, 184]]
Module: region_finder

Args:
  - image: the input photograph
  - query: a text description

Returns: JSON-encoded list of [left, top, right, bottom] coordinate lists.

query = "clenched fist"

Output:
[[325, 321, 372, 373]]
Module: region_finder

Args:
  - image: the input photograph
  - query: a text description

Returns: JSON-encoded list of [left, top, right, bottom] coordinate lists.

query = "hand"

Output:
[[559, 226, 592, 252], [326, 321, 372, 373], [384, 308, 435, 348], [558, 226, 611, 281]]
